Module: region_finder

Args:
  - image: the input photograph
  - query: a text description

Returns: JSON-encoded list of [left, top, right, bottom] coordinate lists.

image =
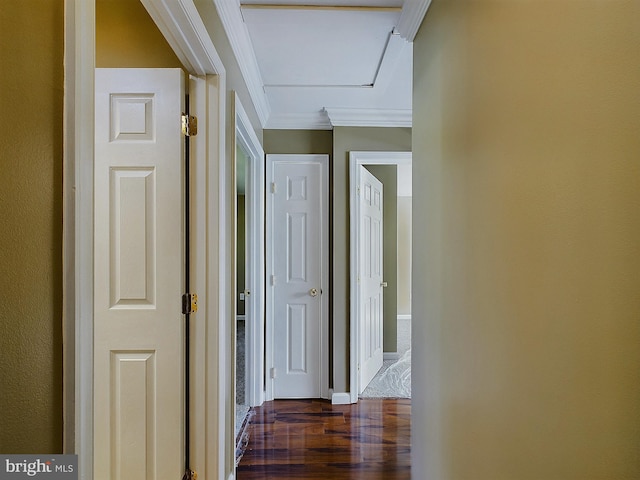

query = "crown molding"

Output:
[[141, 0, 224, 75], [214, 0, 271, 127], [396, 0, 432, 41], [265, 112, 333, 130], [324, 108, 412, 128]]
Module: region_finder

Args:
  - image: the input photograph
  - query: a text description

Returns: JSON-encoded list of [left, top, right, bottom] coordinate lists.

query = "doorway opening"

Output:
[[349, 151, 412, 402], [232, 94, 266, 444]]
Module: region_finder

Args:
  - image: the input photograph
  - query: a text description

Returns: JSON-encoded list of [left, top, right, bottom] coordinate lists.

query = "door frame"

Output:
[[64, 1, 232, 478], [232, 93, 266, 407], [349, 151, 412, 403], [265, 154, 330, 401]]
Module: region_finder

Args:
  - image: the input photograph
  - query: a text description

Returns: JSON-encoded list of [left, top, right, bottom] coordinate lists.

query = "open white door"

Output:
[[267, 154, 329, 399], [94, 68, 185, 478], [358, 166, 384, 393]]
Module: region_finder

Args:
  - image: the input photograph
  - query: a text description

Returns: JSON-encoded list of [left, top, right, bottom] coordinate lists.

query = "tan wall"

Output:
[[264, 130, 333, 155], [396, 196, 411, 315], [333, 127, 411, 391], [96, 0, 184, 68], [364, 165, 398, 353], [412, 1, 640, 478], [0, 0, 64, 453]]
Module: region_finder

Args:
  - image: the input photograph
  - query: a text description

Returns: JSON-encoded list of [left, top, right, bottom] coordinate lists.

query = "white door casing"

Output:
[[266, 154, 329, 399], [358, 167, 384, 393], [349, 151, 412, 403], [94, 68, 184, 479]]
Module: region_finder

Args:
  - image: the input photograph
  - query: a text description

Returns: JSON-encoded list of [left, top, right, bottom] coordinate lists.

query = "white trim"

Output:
[[188, 74, 207, 478], [324, 108, 412, 128], [396, 0, 432, 42], [371, 32, 409, 93], [233, 93, 266, 408], [140, 0, 224, 75], [236, 315, 246, 322], [349, 151, 412, 404], [203, 73, 230, 480], [397, 314, 412, 321], [266, 154, 330, 401], [64, 1, 95, 476], [215, 0, 271, 127], [265, 112, 333, 130], [331, 393, 352, 405]]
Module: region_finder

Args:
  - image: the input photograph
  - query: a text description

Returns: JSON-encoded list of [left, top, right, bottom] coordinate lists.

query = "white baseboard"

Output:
[[397, 315, 411, 321], [331, 392, 352, 405], [384, 352, 401, 361]]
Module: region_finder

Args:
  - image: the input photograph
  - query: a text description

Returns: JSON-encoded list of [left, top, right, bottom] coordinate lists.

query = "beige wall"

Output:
[[96, 0, 184, 68], [0, 0, 64, 453], [412, 1, 640, 478], [396, 196, 411, 316], [264, 129, 333, 155], [333, 127, 411, 391], [364, 165, 398, 353]]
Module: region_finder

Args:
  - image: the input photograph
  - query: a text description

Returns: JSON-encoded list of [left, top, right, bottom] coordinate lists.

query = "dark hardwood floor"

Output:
[[237, 398, 411, 479]]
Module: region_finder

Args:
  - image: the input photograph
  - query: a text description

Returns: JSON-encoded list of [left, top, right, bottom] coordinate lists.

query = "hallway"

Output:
[[237, 398, 411, 479]]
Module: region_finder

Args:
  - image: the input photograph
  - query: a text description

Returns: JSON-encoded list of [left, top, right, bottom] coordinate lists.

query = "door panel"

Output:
[[269, 155, 328, 399], [359, 166, 384, 392], [94, 68, 184, 479]]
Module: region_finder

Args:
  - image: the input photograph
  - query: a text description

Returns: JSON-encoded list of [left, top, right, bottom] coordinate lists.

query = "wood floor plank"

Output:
[[237, 398, 411, 479]]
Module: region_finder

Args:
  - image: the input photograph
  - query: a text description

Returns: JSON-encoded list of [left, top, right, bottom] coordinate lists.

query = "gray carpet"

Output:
[[360, 317, 411, 398], [235, 319, 249, 439]]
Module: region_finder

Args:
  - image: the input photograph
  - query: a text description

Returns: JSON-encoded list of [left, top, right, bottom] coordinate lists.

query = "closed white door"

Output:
[[94, 68, 184, 479], [358, 166, 384, 393], [268, 155, 328, 399]]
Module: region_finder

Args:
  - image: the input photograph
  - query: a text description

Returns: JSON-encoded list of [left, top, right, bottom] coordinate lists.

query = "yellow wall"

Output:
[[96, 0, 183, 68], [0, 0, 64, 453], [412, 1, 640, 478]]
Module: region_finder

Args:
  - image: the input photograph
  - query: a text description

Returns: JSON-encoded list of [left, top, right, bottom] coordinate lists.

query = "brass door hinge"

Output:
[[181, 469, 197, 480], [182, 293, 198, 314], [181, 114, 197, 136]]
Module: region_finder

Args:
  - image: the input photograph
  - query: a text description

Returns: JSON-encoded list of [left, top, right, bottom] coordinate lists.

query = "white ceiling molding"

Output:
[[396, 0, 431, 41], [266, 112, 333, 130], [371, 31, 408, 92], [140, 0, 225, 75], [324, 108, 412, 128], [214, 0, 271, 127]]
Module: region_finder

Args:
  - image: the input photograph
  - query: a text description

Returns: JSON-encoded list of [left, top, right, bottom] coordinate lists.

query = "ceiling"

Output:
[[220, 1, 422, 129]]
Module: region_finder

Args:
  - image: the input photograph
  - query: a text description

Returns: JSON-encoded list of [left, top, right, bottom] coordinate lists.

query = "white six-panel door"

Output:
[[268, 155, 328, 399], [358, 166, 384, 393], [94, 68, 184, 479]]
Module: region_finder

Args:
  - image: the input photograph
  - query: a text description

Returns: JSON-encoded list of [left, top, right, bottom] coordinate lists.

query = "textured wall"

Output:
[[0, 0, 64, 453], [412, 1, 640, 478], [96, 0, 183, 68]]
